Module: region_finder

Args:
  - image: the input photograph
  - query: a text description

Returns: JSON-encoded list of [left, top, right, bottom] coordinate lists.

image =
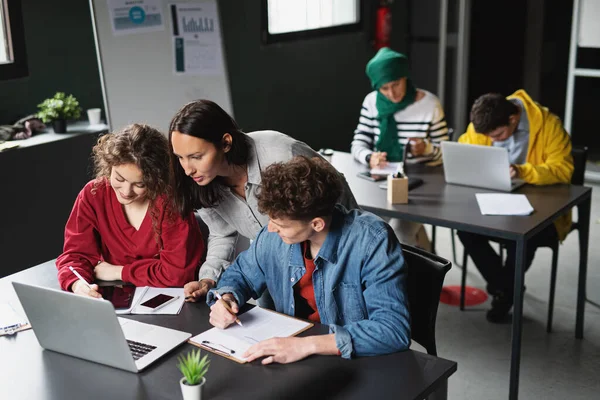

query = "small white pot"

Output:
[[180, 377, 206, 400]]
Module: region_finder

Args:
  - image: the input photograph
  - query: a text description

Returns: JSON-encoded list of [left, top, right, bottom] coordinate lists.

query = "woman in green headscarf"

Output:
[[350, 47, 450, 249]]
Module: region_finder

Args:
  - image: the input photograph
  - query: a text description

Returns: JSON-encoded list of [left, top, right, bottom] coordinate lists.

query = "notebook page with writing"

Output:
[[189, 307, 313, 363], [370, 162, 402, 176]]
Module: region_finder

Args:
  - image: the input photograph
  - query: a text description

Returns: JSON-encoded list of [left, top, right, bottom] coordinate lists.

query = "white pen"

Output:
[[151, 295, 180, 312], [69, 266, 92, 289]]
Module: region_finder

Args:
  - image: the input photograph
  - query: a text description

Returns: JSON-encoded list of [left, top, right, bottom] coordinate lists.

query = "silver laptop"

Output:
[[442, 141, 525, 192], [12, 282, 191, 373]]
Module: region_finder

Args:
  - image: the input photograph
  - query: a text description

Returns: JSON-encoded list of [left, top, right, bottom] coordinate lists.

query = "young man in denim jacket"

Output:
[[207, 156, 410, 364]]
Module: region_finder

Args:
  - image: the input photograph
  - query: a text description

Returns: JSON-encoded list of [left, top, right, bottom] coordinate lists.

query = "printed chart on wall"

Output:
[[107, 0, 165, 36], [170, 1, 224, 75]]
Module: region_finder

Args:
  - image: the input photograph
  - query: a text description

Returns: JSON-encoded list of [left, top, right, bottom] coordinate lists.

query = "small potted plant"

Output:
[[37, 92, 81, 133], [178, 349, 210, 400]]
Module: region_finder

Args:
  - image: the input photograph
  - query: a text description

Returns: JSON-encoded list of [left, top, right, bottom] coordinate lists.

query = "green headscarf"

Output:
[[366, 47, 416, 162]]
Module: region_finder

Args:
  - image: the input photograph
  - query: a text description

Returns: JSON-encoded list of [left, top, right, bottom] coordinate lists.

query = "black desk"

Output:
[[331, 151, 592, 400], [0, 261, 457, 400]]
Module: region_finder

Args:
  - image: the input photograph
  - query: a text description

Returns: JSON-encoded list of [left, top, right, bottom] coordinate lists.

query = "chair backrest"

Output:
[[449, 127, 462, 142], [401, 243, 452, 356], [571, 146, 588, 185]]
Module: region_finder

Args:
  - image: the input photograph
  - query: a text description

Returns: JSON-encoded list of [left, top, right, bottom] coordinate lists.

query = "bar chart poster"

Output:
[[171, 1, 224, 75], [108, 0, 165, 36]]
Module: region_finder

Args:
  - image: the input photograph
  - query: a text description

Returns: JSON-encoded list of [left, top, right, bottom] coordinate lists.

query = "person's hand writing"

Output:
[[409, 139, 427, 157], [94, 261, 123, 281], [510, 164, 519, 179], [184, 279, 216, 302], [243, 337, 312, 365], [72, 280, 102, 299], [369, 152, 388, 169], [209, 294, 239, 329]]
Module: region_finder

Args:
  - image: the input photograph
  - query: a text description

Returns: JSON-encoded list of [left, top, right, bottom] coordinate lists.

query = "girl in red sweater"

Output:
[[56, 124, 205, 298]]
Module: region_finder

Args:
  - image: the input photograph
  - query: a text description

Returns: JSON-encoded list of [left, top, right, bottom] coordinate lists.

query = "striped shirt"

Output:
[[351, 90, 449, 165]]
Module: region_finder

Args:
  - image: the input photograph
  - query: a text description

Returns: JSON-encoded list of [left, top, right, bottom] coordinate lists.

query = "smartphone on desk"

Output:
[[101, 285, 135, 310], [140, 294, 176, 309], [357, 171, 387, 182]]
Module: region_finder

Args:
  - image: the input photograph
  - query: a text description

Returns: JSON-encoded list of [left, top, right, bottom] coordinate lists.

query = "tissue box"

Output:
[[387, 174, 408, 204]]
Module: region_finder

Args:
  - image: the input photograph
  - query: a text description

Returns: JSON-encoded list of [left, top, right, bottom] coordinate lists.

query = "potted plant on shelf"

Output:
[[37, 92, 81, 133], [177, 349, 210, 400]]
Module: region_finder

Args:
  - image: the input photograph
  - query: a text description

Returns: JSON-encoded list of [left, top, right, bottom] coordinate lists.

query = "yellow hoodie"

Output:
[[458, 89, 574, 240]]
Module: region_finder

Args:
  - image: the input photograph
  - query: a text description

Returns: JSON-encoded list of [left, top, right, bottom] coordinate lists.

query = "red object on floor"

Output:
[[439, 285, 488, 306]]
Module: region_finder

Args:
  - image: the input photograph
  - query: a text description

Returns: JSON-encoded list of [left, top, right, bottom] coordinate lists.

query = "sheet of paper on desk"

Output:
[[0, 302, 30, 336], [189, 307, 312, 363], [370, 162, 401, 176], [476, 193, 534, 216]]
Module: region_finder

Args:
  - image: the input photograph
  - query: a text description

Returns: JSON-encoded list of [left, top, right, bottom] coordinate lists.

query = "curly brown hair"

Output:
[[257, 156, 342, 221], [92, 124, 173, 246], [470, 93, 519, 134]]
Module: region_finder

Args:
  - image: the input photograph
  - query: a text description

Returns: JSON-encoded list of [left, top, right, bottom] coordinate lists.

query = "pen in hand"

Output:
[[68, 266, 101, 298], [215, 292, 243, 327], [69, 266, 92, 289]]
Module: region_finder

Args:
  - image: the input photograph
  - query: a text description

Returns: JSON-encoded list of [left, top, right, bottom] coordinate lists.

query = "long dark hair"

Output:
[[169, 100, 250, 216]]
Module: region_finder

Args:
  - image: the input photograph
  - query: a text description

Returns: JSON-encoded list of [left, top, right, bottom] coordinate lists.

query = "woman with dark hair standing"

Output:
[[56, 124, 205, 298], [169, 100, 357, 301]]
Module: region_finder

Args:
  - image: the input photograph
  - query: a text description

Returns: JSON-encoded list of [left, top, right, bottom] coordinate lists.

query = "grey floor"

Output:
[[419, 183, 600, 399]]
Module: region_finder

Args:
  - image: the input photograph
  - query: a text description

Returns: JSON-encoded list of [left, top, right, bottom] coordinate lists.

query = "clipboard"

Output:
[[188, 307, 314, 364]]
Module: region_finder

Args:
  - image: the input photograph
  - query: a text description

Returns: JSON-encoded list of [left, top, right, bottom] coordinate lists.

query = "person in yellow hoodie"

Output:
[[457, 90, 573, 323]]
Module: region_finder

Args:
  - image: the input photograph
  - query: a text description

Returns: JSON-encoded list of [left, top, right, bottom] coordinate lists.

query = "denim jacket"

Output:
[[207, 206, 411, 359], [197, 131, 358, 283]]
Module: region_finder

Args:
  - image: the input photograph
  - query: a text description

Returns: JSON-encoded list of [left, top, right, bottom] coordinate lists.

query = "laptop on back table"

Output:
[[441, 141, 525, 192]]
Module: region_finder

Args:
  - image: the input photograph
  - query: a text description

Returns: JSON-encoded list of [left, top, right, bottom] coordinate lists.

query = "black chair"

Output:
[[459, 146, 588, 333], [402, 243, 452, 356]]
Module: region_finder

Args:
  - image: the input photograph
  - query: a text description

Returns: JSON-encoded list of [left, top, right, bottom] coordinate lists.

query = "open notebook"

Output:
[[189, 307, 313, 363], [115, 287, 185, 315]]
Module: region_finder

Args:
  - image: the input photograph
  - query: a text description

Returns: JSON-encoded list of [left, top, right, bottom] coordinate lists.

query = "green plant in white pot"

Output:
[[37, 92, 81, 133], [178, 349, 210, 400]]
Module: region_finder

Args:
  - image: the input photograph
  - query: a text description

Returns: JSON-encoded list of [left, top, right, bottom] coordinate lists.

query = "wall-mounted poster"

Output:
[[108, 0, 165, 36], [171, 1, 224, 75]]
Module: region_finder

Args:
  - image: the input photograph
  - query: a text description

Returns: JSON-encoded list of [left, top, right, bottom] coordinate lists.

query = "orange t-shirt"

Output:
[[294, 241, 321, 322]]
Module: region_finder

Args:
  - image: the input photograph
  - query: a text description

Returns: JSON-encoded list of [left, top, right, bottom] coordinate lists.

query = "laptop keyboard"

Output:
[[127, 339, 157, 360]]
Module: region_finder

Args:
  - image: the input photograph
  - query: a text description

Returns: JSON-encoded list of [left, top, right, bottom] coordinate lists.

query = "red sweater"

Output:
[[56, 179, 204, 291]]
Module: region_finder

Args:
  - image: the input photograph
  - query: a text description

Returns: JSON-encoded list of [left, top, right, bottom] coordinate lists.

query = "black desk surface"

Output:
[[332, 152, 591, 240], [0, 261, 457, 400]]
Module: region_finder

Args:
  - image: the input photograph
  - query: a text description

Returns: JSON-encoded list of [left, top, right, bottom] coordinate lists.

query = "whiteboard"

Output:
[[89, 0, 233, 133], [578, 0, 600, 48]]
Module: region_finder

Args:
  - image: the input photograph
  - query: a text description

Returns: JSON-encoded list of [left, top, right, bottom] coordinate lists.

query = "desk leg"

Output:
[[509, 238, 526, 400], [576, 195, 591, 339], [427, 379, 448, 400]]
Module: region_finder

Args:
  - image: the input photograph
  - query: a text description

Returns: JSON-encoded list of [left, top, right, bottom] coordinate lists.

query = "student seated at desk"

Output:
[[457, 90, 574, 323], [207, 156, 410, 363], [56, 124, 205, 298], [351, 47, 449, 249], [169, 100, 357, 303]]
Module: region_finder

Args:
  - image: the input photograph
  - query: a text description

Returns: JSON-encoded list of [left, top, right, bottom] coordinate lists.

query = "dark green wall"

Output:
[[0, 0, 103, 124], [218, 0, 409, 152]]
